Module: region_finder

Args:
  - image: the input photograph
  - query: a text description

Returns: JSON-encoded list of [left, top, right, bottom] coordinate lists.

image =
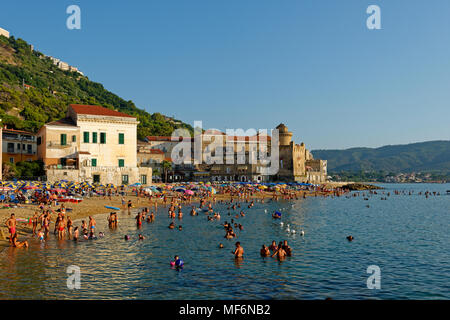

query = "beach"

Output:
[[0, 182, 348, 250]]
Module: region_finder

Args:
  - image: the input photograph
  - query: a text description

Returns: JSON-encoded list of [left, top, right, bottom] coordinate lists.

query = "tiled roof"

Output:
[[145, 136, 192, 142], [70, 104, 136, 118], [46, 117, 76, 127], [2, 128, 36, 135]]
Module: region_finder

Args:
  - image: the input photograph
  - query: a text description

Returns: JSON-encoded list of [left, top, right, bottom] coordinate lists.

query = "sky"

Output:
[[1, 0, 450, 150]]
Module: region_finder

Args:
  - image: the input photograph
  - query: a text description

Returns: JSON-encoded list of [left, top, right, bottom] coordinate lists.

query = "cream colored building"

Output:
[[37, 104, 151, 185], [0, 27, 10, 38]]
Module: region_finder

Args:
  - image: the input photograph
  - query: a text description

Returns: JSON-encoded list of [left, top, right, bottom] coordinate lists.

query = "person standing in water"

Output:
[[233, 242, 244, 258], [88, 216, 96, 237], [5, 214, 16, 244]]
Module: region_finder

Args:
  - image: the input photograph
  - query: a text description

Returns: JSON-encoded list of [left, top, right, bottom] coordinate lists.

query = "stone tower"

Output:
[[276, 123, 293, 146]]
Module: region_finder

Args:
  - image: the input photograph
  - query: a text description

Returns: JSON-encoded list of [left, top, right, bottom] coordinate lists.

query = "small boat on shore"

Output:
[[57, 197, 83, 204]]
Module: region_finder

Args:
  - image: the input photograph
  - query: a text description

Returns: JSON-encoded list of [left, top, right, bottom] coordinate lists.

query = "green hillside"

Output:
[[312, 140, 450, 174], [0, 35, 193, 139]]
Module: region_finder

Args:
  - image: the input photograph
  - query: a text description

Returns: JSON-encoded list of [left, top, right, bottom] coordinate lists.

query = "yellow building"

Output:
[[37, 104, 151, 185], [2, 127, 38, 164]]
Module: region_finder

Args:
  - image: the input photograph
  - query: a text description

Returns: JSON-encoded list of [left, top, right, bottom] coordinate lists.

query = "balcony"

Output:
[[47, 141, 74, 149]]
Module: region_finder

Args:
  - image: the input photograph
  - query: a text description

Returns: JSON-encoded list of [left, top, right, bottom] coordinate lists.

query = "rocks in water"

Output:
[[344, 183, 383, 191]]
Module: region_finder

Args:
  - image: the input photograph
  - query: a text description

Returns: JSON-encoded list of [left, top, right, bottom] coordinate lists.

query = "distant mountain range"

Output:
[[312, 140, 450, 173]]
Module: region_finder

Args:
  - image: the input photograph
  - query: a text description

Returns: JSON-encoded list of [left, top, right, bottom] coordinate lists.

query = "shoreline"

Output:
[[0, 188, 332, 250]]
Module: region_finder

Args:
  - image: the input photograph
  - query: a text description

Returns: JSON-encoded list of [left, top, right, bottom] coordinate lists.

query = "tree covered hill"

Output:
[[0, 35, 193, 139], [312, 140, 450, 173]]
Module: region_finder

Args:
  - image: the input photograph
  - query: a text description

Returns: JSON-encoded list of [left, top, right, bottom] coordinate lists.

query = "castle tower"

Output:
[[276, 123, 293, 146]]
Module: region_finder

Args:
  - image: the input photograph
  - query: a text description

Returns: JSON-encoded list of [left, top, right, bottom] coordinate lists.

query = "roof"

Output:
[[203, 129, 226, 135], [70, 104, 136, 118], [46, 117, 76, 127], [2, 127, 36, 135], [145, 136, 192, 142]]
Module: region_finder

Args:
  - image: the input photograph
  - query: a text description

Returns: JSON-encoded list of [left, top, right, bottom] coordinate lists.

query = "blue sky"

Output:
[[1, 0, 449, 149]]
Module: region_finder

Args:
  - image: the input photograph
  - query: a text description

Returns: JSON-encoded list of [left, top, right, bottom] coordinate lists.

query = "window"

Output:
[[7, 143, 14, 153], [17, 143, 20, 150], [9, 157, 14, 163], [100, 132, 106, 144], [72, 135, 76, 142], [60, 134, 67, 146], [92, 132, 97, 143], [91, 158, 97, 167], [83, 132, 89, 143], [93, 175, 100, 183], [122, 175, 129, 185], [37, 137, 41, 145], [27, 144, 32, 154], [118, 133, 124, 144], [140, 175, 147, 185], [118, 159, 125, 167]]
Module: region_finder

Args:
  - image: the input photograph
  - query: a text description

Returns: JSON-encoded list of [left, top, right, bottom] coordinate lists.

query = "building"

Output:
[[143, 123, 327, 183], [275, 123, 327, 183], [57, 61, 69, 71], [37, 104, 152, 185], [2, 127, 38, 164], [0, 27, 10, 38]]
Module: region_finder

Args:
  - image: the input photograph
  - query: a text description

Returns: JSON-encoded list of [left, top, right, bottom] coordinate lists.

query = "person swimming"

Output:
[[260, 245, 270, 257]]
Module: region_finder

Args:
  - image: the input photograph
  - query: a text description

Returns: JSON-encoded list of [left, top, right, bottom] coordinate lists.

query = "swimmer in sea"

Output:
[[233, 242, 244, 258], [178, 225, 182, 231], [269, 241, 278, 252], [168, 222, 175, 229], [271, 243, 287, 260], [282, 240, 292, 256], [260, 245, 270, 257], [139, 234, 145, 240]]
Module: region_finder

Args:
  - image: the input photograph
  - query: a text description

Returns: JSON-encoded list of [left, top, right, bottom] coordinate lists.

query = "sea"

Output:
[[0, 183, 449, 299]]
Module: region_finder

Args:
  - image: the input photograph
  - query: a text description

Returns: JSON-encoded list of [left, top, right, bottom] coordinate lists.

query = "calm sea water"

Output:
[[1, 183, 449, 300]]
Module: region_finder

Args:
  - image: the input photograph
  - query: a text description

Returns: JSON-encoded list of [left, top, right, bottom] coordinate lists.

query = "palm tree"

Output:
[[161, 160, 172, 183]]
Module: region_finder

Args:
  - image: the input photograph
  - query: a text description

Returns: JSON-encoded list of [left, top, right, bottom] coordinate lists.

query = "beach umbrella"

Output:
[[184, 190, 194, 195], [129, 183, 141, 187]]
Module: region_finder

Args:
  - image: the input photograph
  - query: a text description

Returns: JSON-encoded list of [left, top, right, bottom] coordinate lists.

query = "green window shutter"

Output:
[[100, 132, 106, 144], [60, 134, 67, 146], [92, 132, 98, 143], [92, 159, 97, 167], [118, 159, 124, 167], [119, 133, 125, 144], [72, 135, 76, 142], [83, 132, 89, 143]]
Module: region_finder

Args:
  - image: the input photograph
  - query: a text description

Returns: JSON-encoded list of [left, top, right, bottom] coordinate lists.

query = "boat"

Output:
[[57, 197, 83, 204]]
